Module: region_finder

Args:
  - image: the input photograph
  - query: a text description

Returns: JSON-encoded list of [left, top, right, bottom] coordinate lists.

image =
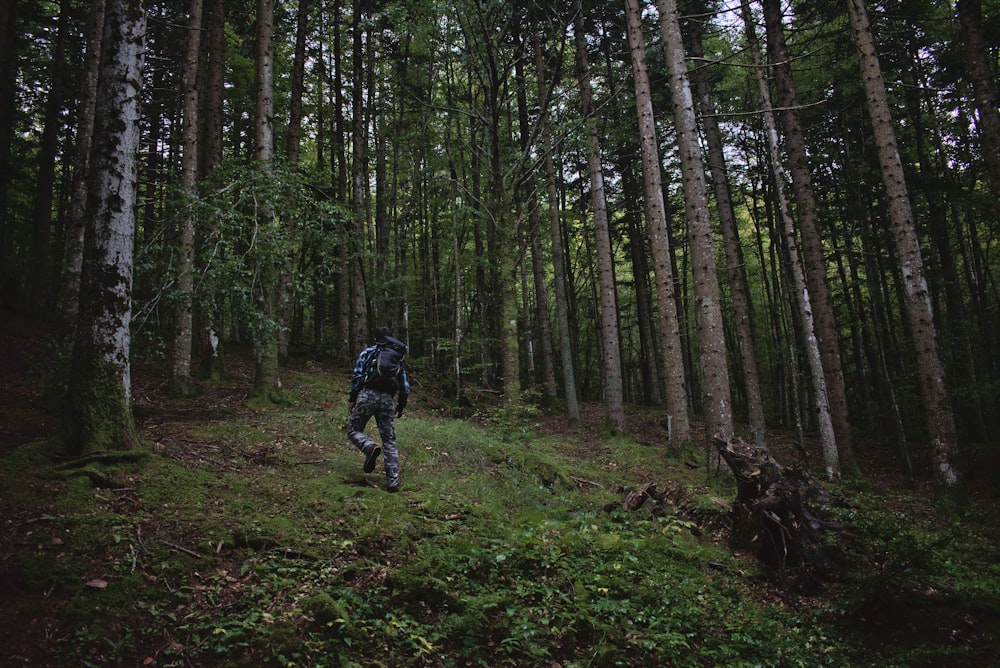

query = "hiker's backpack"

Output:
[[365, 336, 406, 392]]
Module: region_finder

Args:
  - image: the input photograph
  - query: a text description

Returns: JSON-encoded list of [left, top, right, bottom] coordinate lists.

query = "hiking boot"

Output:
[[386, 475, 400, 492], [363, 445, 382, 473]]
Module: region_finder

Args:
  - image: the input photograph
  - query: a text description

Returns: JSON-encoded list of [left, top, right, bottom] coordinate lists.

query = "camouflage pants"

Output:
[[347, 388, 400, 487]]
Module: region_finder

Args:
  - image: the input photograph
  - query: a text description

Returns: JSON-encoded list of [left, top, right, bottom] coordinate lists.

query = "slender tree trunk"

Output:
[[285, 0, 309, 165], [62, 0, 106, 332], [332, 0, 351, 365], [574, 1, 625, 431], [902, 65, 985, 443], [761, 0, 855, 471], [535, 29, 581, 424], [29, 0, 69, 311], [251, 0, 281, 400], [68, 0, 146, 456], [625, 0, 690, 442], [622, 161, 662, 406], [196, 0, 226, 380], [743, 1, 839, 480], [957, 0, 1000, 198], [686, 6, 767, 449], [350, 0, 369, 352], [846, 0, 961, 498], [311, 10, 327, 354], [0, 0, 19, 281], [514, 51, 557, 403], [657, 0, 732, 450], [169, 0, 203, 397], [275, 0, 311, 360], [449, 164, 464, 398]]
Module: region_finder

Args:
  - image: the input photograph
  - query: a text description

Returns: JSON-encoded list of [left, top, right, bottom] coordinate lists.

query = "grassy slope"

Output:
[[2, 355, 999, 667]]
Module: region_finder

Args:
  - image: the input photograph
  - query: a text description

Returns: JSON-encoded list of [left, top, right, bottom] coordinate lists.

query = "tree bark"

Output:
[[332, 0, 351, 366], [625, 0, 690, 443], [743, 1, 840, 480], [574, 1, 625, 431], [761, 0, 855, 471], [68, 0, 146, 456], [284, 0, 309, 165], [350, 0, 369, 353], [0, 0, 19, 279], [515, 49, 558, 403], [957, 0, 1000, 199], [685, 6, 767, 449], [62, 0, 106, 332], [621, 160, 662, 406], [29, 0, 69, 311], [535, 28, 581, 424], [196, 0, 226, 381], [169, 0, 204, 397], [274, 0, 311, 361], [846, 0, 961, 498], [656, 0, 733, 449], [251, 0, 282, 401]]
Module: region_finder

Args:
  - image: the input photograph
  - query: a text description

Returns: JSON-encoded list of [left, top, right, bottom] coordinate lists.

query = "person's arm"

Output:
[[395, 367, 410, 416], [348, 347, 371, 407]]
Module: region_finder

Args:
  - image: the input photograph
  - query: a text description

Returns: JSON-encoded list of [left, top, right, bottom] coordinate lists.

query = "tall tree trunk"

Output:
[[332, 0, 350, 365], [275, 0, 311, 360], [514, 48, 557, 403], [62, 0, 106, 332], [625, 0, 690, 443], [0, 0, 19, 282], [169, 0, 203, 397], [846, 0, 961, 498], [29, 0, 69, 311], [902, 62, 985, 443], [350, 0, 369, 352], [196, 0, 226, 381], [574, 1, 625, 431], [68, 0, 146, 456], [535, 29, 581, 424], [957, 0, 1000, 199], [743, 0, 840, 480], [622, 160, 662, 406], [311, 9, 327, 354], [251, 0, 281, 401], [285, 0, 309, 165], [761, 0, 855, 471], [685, 5, 767, 449], [656, 0, 733, 450]]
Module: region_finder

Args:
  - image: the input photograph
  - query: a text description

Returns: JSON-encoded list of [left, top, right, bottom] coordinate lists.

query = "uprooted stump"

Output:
[[714, 435, 852, 592]]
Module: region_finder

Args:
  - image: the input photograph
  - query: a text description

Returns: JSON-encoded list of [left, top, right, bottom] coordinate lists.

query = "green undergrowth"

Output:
[[2, 367, 999, 666]]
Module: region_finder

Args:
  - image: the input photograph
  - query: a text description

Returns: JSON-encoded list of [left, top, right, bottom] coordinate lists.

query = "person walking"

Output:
[[347, 325, 410, 492]]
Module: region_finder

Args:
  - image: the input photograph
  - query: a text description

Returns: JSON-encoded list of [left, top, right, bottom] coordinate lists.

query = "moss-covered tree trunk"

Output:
[[68, 0, 146, 456]]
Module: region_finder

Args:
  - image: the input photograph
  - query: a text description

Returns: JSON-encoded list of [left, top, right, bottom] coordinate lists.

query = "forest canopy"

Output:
[[1, 0, 998, 496]]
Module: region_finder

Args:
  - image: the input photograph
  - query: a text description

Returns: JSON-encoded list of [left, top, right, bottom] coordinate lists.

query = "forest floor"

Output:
[[1, 307, 999, 666]]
